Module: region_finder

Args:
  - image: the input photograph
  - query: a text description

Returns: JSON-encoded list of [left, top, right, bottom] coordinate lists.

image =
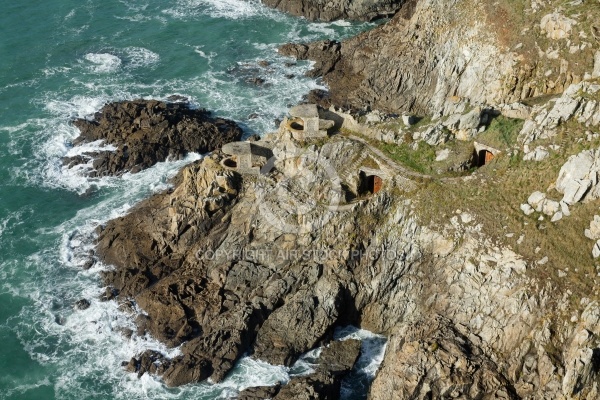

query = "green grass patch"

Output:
[[477, 116, 524, 150], [379, 141, 436, 174]]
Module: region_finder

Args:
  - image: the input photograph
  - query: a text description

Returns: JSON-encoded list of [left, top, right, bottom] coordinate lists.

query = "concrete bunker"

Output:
[[477, 149, 495, 166], [221, 141, 273, 175], [473, 142, 501, 167], [285, 104, 335, 141]]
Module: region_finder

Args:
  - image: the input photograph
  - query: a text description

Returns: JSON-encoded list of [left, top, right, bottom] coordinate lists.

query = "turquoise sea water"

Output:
[[0, 1, 384, 399]]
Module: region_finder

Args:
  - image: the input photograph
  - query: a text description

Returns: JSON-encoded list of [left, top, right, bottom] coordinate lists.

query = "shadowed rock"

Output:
[[63, 99, 242, 176], [239, 339, 361, 400]]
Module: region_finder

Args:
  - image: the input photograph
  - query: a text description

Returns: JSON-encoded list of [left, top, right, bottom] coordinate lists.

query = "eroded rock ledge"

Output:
[[63, 99, 242, 176]]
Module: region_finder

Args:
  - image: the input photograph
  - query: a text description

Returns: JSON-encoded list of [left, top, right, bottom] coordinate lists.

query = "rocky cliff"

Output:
[[280, 0, 599, 117]]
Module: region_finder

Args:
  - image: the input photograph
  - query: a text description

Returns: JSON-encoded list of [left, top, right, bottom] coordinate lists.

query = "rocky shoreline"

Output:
[[65, 0, 600, 398], [258, 0, 405, 22], [64, 99, 242, 176]]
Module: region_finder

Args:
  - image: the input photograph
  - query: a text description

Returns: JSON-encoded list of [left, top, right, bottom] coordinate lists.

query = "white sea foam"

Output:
[[64, 9, 76, 20], [84, 53, 122, 74], [114, 1, 167, 24], [0, 209, 28, 240], [123, 47, 160, 69], [289, 347, 322, 377], [0, 122, 31, 134], [163, 0, 285, 21], [194, 46, 217, 64], [45, 95, 110, 119], [335, 326, 388, 399], [284, 17, 376, 44], [307, 22, 337, 37], [4, 154, 203, 399], [42, 66, 72, 77], [0, 378, 53, 399]]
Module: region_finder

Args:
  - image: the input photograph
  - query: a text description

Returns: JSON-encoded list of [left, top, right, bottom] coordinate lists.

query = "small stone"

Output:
[[460, 213, 473, 224], [75, 299, 91, 310], [435, 149, 450, 161], [593, 50, 600, 79], [402, 115, 416, 126], [521, 203, 535, 216], [593, 240, 600, 258], [366, 111, 383, 124], [551, 212, 563, 222], [586, 216, 600, 240], [571, 315, 578, 322], [100, 287, 118, 302], [246, 77, 266, 85], [528, 191, 546, 209], [537, 256, 549, 265], [542, 199, 560, 216], [560, 201, 571, 217], [82, 259, 95, 270], [523, 146, 549, 161]]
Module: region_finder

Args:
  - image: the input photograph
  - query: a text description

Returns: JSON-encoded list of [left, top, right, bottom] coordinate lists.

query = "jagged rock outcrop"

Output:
[[239, 339, 361, 400], [63, 99, 242, 176], [519, 81, 600, 148], [540, 12, 577, 40], [556, 149, 600, 205], [518, 80, 600, 215], [259, 0, 405, 21], [279, 0, 598, 116], [95, 115, 600, 398], [97, 130, 396, 386], [369, 317, 519, 399]]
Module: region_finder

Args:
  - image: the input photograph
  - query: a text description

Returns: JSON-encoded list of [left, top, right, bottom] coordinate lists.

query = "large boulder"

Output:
[[555, 149, 600, 205], [63, 99, 242, 176]]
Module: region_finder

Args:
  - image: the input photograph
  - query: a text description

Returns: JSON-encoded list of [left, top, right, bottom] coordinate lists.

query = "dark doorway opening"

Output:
[[477, 150, 494, 167]]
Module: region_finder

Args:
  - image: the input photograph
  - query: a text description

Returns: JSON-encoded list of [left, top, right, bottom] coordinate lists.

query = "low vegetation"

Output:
[[476, 115, 524, 149], [413, 125, 600, 311]]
